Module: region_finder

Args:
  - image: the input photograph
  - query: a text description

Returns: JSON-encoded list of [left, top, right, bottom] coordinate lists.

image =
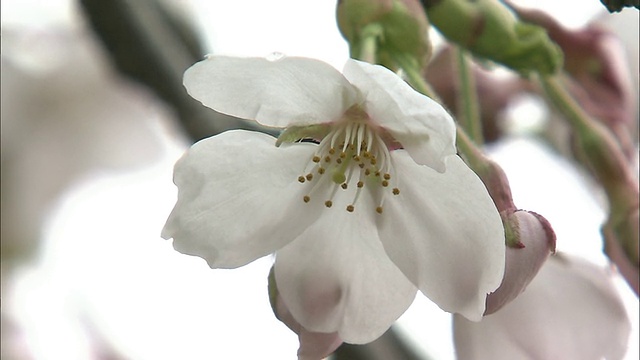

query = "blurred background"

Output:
[[1, 0, 638, 359]]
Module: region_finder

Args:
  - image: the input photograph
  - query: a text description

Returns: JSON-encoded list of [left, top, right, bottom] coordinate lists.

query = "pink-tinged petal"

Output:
[[343, 59, 456, 172], [377, 152, 505, 320], [162, 130, 323, 268], [485, 210, 555, 314], [272, 289, 343, 360], [274, 195, 418, 344], [454, 254, 631, 360], [183, 56, 360, 129]]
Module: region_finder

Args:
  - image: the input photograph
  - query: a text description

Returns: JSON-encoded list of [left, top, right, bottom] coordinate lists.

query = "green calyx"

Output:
[[426, 0, 563, 76]]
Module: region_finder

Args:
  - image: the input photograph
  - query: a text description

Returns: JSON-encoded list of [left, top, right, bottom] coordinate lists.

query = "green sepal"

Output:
[[276, 124, 331, 147], [503, 212, 525, 249]]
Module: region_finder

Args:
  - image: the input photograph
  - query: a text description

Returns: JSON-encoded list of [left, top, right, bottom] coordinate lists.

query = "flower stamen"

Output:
[[296, 110, 401, 214]]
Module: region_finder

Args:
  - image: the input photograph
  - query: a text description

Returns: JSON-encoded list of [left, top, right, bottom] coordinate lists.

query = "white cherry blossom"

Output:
[[162, 55, 505, 344]]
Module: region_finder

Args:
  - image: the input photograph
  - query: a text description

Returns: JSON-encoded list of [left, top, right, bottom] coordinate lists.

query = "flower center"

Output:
[[296, 119, 400, 214]]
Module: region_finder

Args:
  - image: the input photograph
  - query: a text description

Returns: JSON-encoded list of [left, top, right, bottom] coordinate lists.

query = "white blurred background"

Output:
[[1, 0, 638, 359]]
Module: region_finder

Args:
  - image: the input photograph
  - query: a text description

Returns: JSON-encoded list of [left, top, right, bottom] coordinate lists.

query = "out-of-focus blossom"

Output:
[[454, 254, 631, 360], [162, 55, 505, 344]]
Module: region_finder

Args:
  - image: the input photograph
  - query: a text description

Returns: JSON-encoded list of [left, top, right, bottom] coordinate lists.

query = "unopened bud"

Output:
[[485, 210, 556, 314], [337, 0, 432, 70], [424, 0, 563, 75], [268, 267, 343, 359]]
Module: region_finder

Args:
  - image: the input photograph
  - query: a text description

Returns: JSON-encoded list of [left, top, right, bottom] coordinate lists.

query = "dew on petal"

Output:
[[266, 51, 286, 61]]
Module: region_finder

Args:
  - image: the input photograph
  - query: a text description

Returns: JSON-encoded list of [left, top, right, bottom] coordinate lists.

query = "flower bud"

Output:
[[485, 210, 556, 314], [268, 267, 343, 359], [337, 0, 432, 70], [424, 0, 563, 75]]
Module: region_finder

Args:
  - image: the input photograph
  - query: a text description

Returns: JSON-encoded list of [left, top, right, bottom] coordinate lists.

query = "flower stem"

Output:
[[455, 47, 484, 144], [538, 75, 636, 211], [539, 75, 639, 290], [392, 52, 438, 99], [355, 23, 383, 63]]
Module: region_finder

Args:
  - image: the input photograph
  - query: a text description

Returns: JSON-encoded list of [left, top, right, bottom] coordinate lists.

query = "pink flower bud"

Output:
[[485, 210, 556, 314]]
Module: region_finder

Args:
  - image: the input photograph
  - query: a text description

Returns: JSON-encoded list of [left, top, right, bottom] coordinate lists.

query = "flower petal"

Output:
[[454, 254, 631, 360], [273, 289, 343, 360], [343, 59, 456, 172], [162, 130, 323, 268], [183, 56, 360, 128], [377, 152, 505, 320], [274, 197, 418, 344]]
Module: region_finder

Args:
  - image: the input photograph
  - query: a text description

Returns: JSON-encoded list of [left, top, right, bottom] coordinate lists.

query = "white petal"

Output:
[[343, 59, 456, 172], [162, 130, 323, 268], [183, 56, 360, 128], [377, 152, 505, 320], [454, 254, 631, 360], [274, 199, 418, 344]]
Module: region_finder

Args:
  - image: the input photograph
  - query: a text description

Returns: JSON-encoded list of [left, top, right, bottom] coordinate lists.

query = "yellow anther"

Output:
[[298, 176, 305, 183], [392, 188, 400, 195], [383, 173, 391, 180], [357, 181, 364, 188], [329, 148, 336, 155], [376, 206, 383, 214], [303, 195, 311, 203], [312, 156, 321, 163], [359, 163, 365, 169], [364, 169, 371, 176], [382, 180, 389, 187], [341, 183, 348, 189], [306, 173, 313, 181], [346, 205, 355, 212], [370, 158, 377, 165], [318, 167, 326, 174], [336, 158, 343, 164], [353, 155, 361, 162], [340, 152, 347, 159], [325, 200, 333, 208], [324, 156, 331, 163]]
